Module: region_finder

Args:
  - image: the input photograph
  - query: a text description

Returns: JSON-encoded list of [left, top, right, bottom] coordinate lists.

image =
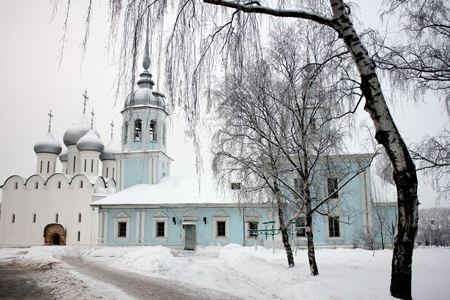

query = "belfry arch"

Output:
[[43, 223, 66, 245]]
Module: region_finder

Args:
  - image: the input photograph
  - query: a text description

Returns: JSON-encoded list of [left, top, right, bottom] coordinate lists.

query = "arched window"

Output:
[[40, 161, 43, 173], [73, 156, 76, 173], [91, 159, 94, 172], [47, 161, 50, 173], [149, 120, 157, 142], [14, 182, 18, 189], [80, 181, 84, 188], [134, 119, 142, 141], [57, 181, 61, 189], [35, 182, 39, 189], [106, 167, 109, 178], [123, 122, 129, 143], [84, 159, 87, 172]]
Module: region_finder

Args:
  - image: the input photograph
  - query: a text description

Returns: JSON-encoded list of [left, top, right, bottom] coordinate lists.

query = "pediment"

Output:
[[245, 210, 261, 218], [114, 211, 130, 219], [213, 210, 229, 218], [153, 211, 168, 218], [182, 211, 199, 220]]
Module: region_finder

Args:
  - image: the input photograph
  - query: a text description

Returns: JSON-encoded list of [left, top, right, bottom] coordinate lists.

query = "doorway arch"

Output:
[[44, 223, 66, 245]]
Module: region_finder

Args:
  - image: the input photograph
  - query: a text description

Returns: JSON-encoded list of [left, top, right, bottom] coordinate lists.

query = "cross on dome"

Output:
[[91, 109, 95, 129], [48, 110, 53, 132], [82, 90, 89, 114], [110, 121, 114, 138]]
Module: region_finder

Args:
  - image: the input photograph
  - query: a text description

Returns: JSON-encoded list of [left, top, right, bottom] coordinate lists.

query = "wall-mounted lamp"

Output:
[[172, 217, 176, 225], [203, 217, 207, 224]]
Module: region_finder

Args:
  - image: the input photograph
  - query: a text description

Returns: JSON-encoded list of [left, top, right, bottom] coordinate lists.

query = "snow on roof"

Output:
[[91, 176, 234, 206]]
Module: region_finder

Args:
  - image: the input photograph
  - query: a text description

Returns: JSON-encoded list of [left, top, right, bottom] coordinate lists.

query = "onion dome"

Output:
[[59, 148, 68, 162], [76, 129, 104, 152], [123, 36, 166, 110], [34, 131, 62, 155], [100, 138, 120, 161], [63, 114, 90, 146]]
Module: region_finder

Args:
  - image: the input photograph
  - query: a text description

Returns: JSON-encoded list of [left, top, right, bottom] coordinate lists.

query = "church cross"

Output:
[[110, 121, 114, 138], [82, 90, 89, 114], [91, 109, 95, 129], [48, 110, 53, 132]]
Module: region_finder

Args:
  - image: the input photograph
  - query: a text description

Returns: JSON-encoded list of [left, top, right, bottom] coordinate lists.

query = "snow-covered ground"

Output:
[[1, 245, 449, 300]]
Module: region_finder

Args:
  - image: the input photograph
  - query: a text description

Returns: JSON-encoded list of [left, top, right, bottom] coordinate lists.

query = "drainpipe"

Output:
[[243, 208, 246, 246]]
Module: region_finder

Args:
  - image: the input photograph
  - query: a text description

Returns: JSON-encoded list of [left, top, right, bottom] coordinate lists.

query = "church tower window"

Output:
[[14, 182, 18, 189], [35, 182, 38, 189], [33, 214, 36, 223], [57, 181, 61, 189], [91, 159, 94, 172], [124, 122, 128, 143], [106, 167, 109, 178], [134, 119, 142, 141], [112, 168, 115, 179], [40, 161, 43, 173], [55, 213, 59, 223], [12, 214, 15, 223], [80, 181, 84, 188], [73, 156, 76, 173], [84, 159, 87, 172], [47, 161, 50, 173], [149, 120, 157, 142]]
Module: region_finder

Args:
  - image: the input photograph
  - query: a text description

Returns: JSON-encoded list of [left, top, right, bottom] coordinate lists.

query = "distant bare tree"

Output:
[[212, 24, 373, 274], [417, 207, 450, 246], [410, 130, 450, 202]]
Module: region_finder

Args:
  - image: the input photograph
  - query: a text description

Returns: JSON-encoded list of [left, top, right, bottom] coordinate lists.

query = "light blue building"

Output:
[[90, 48, 396, 250]]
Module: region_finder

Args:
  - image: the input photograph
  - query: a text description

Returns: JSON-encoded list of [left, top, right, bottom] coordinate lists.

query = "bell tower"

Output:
[[115, 26, 172, 191]]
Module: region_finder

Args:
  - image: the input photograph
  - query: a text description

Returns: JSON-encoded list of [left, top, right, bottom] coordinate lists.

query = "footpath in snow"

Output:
[[1, 245, 449, 300]]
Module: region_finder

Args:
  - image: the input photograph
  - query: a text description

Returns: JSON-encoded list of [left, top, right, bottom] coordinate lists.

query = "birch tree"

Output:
[[57, 0, 419, 298], [212, 23, 373, 274]]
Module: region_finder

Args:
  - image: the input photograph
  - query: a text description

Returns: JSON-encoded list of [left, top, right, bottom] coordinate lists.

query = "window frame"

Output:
[[295, 216, 307, 238], [113, 212, 131, 242], [325, 212, 345, 242], [244, 210, 262, 241], [134, 119, 142, 141], [212, 210, 230, 242], [152, 211, 168, 242]]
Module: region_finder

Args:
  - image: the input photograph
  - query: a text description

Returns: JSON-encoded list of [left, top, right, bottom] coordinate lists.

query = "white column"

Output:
[[135, 212, 141, 243], [140, 212, 146, 243]]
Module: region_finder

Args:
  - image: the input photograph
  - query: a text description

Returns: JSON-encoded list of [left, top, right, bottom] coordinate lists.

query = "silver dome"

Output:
[[124, 71, 166, 110], [63, 114, 90, 146], [59, 148, 68, 162], [76, 129, 104, 152], [34, 131, 62, 155], [100, 138, 120, 161]]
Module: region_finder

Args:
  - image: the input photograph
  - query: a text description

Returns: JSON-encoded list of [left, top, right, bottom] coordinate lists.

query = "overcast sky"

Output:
[[0, 0, 448, 208]]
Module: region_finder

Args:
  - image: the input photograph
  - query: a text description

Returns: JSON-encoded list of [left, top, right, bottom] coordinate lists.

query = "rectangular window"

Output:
[[78, 213, 82, 223], [47, 161, 50, 173], [14, 182, 18, 189], [73, 156, 76, 173], [12, 214, 15, 223], [296, 217, 306, 237], [118, 222, 127, 237], [231, 182, 241, 190], [40, 161, 43, 173], [294, 178, 305, 199], [112, 168, 115, 179], [249, 222, 258, 237], [84, 159, 87, 172], [35, 182, 38, 189], [80, 181, 83, 188], [157, 222, 165, 237], [58, 181, 61, 189], [33, 214, 36, 223], [217, 221, 226, 237], [329, 216, 340, 238], [106, 168, 109, 178], [56, 213, 59, 223], [77, 231, 81, 242], [91, 159, 93, 172], [328, 177, 338, 198]]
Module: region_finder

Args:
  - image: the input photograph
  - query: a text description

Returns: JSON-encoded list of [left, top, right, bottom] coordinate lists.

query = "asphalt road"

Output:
[[62, 256, 244, 300], [0, 260, 52, 300]]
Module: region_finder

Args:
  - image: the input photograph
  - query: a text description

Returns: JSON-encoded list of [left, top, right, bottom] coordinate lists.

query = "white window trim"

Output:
[[152, 211, 168, 242], [326, 176, 341, 202], [244, 210, 262, 241], [325, 211, 345, 242], [294, 215, 308, 240], [212, 210, 230, 242], [114, 212, 131, 242]]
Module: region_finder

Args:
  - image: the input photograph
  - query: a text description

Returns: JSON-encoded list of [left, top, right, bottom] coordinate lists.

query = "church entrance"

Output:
[[184, 225, 196, 250], [44, 223, 66, 246]]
